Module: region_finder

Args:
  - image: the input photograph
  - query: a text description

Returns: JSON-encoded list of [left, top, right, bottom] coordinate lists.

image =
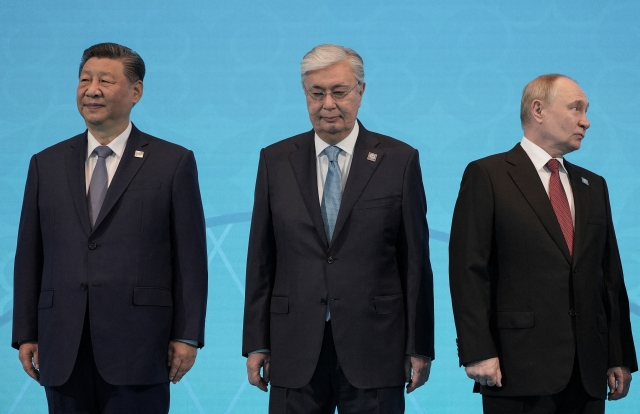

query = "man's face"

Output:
[[538, 77, 590, 156], [77, 58, 142, 131], [304, 60, 365, 144]]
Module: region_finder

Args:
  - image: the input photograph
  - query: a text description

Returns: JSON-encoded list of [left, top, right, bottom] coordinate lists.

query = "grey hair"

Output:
[[301, 44, 364, 85]]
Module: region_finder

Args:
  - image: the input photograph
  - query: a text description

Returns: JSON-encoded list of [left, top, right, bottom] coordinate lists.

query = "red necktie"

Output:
[[546, 159, 574, 256]]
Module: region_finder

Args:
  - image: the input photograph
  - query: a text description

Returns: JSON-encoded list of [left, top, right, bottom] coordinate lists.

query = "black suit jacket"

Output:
[[12, 124, 208, 386], [449, 143, 637, 398], [242, 122, 434, 389]]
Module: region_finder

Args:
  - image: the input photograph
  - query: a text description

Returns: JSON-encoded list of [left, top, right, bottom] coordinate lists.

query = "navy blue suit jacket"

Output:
[[12, 124, 208, 386]]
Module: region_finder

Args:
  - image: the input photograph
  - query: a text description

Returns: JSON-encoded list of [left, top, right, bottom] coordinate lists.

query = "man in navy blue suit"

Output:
[[12, 43, 208, 413]]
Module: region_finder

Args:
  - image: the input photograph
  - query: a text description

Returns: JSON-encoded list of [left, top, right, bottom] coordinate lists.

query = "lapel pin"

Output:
[[134, 150, 144, 158], [367, 152, 377, 162], [581, 177, 589, 185]]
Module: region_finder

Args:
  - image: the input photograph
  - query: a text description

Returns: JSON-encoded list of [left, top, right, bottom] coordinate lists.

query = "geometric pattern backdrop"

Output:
[[1, 1, 639, 412]]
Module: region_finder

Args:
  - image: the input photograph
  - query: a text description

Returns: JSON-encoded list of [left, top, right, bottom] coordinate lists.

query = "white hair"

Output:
[[301, 44, 364, 85]]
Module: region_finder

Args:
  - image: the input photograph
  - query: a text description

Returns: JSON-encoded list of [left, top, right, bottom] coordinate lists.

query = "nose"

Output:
[[85, 79, 102, 97], [579, 112, 590, 130], [322, 93, 336, 110]]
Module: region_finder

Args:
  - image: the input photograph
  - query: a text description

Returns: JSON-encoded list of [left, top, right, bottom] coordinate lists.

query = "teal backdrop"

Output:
[[1, 1, 640, 412]]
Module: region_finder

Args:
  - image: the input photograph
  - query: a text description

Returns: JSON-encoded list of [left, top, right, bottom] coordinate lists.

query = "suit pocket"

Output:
[[127, 181, 162, 191], [374, 294, 404, 314], [38, 290, 54, 309], [588, 215, 606, 225], [133, 287, 172, 307], [497, 311, 534, 329], [357, 196, 396, 210], [597, 313, 608, 334], [270, 296, 289, 314]]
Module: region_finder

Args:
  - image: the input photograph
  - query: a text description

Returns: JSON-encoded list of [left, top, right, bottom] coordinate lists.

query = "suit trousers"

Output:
[[44, 308, 170, 414], [269, 321, 405, 414], [481, 356, 604, 414]]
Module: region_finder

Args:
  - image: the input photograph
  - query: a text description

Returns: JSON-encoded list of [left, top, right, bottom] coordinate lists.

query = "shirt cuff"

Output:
[[173, 339, 198, 347], [249, 349, 270, 354]]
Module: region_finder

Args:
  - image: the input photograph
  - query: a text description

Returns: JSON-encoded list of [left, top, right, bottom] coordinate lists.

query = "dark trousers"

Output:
[[44, 311, 170, 414], [482, 357, 605, 414], [269, 321, 405, 414]]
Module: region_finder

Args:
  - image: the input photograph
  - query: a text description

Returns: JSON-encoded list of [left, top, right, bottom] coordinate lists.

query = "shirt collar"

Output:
[[314, 121, 359, 157], [520, 136, 568, 173], [86, 122, 132, 160]]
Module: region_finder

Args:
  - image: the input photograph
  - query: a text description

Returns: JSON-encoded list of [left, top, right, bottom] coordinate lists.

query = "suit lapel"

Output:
[[289, 131, 329, 246], [565, 161, 590, 264], [506, 144, 572, 263], [65, 132, 92, 236], [331, 125, 382, 246], [92, 125, 149, 232]]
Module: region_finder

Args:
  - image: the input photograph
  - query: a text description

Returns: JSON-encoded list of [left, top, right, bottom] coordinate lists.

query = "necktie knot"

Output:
[[94, 145, 113, 159], [546, 158, 560, 173], [324, 146, 341, 162]]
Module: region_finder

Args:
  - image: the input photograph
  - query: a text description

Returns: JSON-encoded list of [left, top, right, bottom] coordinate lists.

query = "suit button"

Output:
[[88, 243, 97, 250], [320, 298, 327, 305], [326, 256, 334, 264], [80, 283, 88, 291]]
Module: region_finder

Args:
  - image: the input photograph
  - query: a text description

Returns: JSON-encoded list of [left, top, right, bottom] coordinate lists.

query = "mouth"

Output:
[[84, 103, 104, 110], [321, 116, 341, 123]]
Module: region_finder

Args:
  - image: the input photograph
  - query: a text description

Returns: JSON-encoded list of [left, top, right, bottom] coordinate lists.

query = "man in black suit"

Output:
[[12, 43, 208, 413], [449, 74, 637, 413], [242, 44, 435, 413]]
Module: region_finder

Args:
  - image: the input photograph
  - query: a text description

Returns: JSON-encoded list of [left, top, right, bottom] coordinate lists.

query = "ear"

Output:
[[132, 80, 143, 104], [531, 99, 544, 123], [358, 82, 366, 97]]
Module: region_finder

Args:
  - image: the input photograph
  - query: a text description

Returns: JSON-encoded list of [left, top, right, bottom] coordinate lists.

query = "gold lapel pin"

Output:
[[134, 150, 144, 158], [367, 152, 377, 162]]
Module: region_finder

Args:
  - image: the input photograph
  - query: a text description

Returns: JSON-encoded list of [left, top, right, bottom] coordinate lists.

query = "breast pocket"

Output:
[[357, 196, 397, 210], [127, 181, 162, 191]]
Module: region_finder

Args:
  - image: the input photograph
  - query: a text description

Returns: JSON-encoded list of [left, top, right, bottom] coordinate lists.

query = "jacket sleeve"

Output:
[[242, 149, 276, 357], [449, 161, 498, 366], [601, 178, 638, 371], [169, 150, 208, 348], [12, 155, 44, 349], [399, 149, 435, 359]]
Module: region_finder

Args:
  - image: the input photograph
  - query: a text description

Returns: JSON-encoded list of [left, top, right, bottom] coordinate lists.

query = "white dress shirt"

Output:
[[520, 136, 575, 225], [315, 121, 359, 203], [85, 122, 131, 193]]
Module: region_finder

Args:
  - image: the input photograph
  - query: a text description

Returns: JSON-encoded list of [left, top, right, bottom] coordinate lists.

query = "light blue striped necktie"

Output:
[[321, 146, 342, 243], [87, 145, 113, 227]]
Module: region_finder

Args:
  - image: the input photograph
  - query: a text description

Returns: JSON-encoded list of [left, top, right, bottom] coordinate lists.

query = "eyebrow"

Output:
[[308, 82, 350, 90], [80, 70, 115, 77]]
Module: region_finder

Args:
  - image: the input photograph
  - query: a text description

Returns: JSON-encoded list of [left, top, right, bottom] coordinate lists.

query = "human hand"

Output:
[[607, 366, 631, 400], [167, 340, 197, 384], [18, 342, 40, 382], [247, 352, 271, 392], [405, 355, 432, 393], [465, 357, 502, 387]]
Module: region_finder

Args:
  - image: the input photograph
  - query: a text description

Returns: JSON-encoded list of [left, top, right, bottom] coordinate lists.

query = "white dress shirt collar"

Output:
[[314, 121, 359, 157], [86, 122, 132, 160], [520, 136, 568, 174]]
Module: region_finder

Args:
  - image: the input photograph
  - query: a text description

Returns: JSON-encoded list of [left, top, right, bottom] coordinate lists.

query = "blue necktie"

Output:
[[87, 146, 113, 227], [321, 146, 342, 243]]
